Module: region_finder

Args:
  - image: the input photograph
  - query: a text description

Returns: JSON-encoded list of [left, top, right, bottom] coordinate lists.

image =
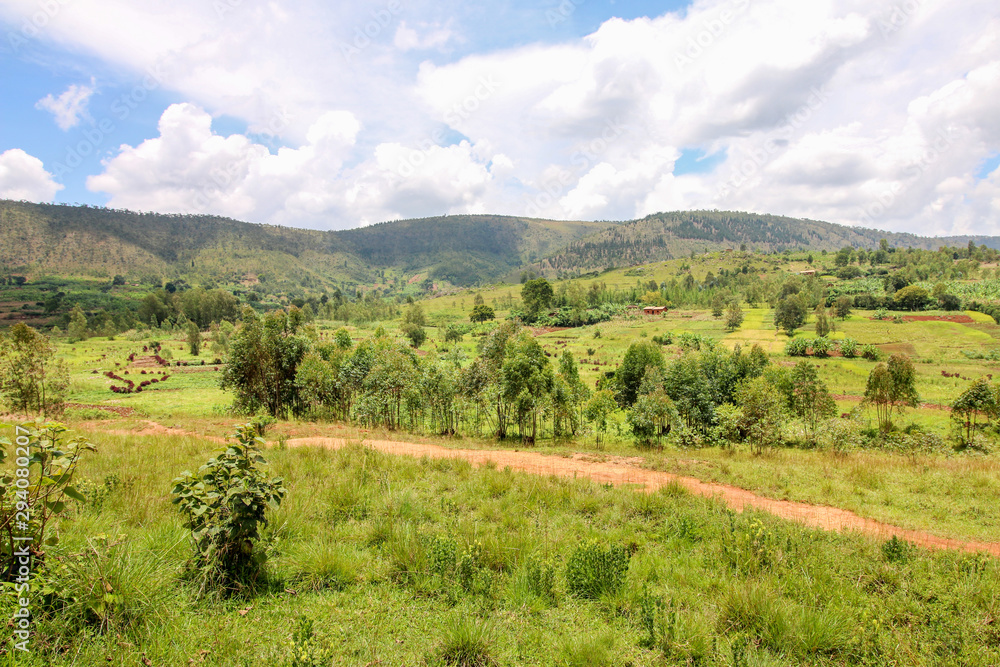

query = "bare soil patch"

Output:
[[64, 403, 136, 417]]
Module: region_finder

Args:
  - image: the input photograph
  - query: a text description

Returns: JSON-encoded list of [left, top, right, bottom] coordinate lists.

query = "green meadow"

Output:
[[5, 248, 1000, 665]]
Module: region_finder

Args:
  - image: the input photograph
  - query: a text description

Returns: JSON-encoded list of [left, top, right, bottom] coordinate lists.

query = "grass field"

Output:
[[8, 429, 1000, 665], [6, 250, 1000, 665]]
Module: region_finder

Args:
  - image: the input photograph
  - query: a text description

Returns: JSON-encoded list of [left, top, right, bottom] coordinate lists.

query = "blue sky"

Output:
[[1, 0, 999, 235]]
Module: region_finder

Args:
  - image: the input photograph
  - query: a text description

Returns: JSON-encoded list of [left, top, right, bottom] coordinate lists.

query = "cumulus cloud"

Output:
[[7, 0, 998, 235], [36, 80, 95, 130], [0, 149, 63, 202], [87, 103, 512, 228]]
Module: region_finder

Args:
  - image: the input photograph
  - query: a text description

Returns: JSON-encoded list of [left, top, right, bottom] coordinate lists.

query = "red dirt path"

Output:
[[91, 418, 1000, 558], [287, 435, 1000, 558]]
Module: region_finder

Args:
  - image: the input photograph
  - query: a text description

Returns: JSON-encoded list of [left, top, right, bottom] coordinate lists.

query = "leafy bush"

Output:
[[0, 421, 94, 579], [881, 536, 911, 564], [565, 540, 632, 599], [810, 336, 832, 358], [784, 338, 809, 357], [860, 344, 882, 361], [839, 338, 859, 358], [651, 332, 674, 346], [873, 308, 889, 320], [171, 423, 286, 596]]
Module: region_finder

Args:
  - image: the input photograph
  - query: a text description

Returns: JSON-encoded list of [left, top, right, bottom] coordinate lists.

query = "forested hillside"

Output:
[[0, 200, 369, 290], [338, 214, 613, 284], [538, 210, 1000, 274], [4, 200, 998, 290]]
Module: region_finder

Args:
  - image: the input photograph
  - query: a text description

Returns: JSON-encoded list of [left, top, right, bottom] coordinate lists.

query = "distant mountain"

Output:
[[535, 210, 1000, 274], [0, 201, 614, 288], [338, 215, 613, 284], [2, 200, 997, 291]]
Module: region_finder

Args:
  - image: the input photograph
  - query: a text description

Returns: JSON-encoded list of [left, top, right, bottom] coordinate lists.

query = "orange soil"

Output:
[[91, 419, 1000, 557], [288, 435, 1000, 557]]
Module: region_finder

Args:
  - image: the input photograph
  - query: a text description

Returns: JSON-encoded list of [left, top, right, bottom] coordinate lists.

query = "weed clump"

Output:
[[565, 540, 632, 599]]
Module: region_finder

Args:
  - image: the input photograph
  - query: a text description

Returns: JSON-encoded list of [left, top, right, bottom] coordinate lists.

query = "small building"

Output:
[[643, 306, 667, 316], [625, 304, 640, 310], [799, 269, 817, 276]]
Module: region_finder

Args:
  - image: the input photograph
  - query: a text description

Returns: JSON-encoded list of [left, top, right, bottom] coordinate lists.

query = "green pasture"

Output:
[[11, 428, 1000, 665]]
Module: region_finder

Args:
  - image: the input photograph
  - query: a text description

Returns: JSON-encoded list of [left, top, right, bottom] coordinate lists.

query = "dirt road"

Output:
[[289, 435, 1000, 558]]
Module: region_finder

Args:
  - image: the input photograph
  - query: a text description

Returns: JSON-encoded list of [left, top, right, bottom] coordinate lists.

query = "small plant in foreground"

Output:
[[171, 423, 286, 597], [434, 615, 496, 667], [881, 535, 911, 564], [0, 421, 93, 580], [565, 540, 632, 599], [279, 615, 332, 667]]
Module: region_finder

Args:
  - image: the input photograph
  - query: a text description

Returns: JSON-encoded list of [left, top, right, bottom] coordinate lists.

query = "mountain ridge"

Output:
[[2, 200, 998, 290]]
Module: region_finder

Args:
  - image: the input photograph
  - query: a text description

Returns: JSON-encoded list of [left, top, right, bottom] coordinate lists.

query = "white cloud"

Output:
[[0, 149, 63, 202], [6, 0, 999, 235], [87, 103, 511, 228], [394, 20, 454, 51], [35, 80, 95, 130]]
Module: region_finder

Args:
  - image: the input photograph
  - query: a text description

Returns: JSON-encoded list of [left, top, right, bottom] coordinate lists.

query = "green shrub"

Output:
[[784, 338, 809, 357], [0, 422, 94, 580], [521, 555, 556, 601], [171, 423, 286, 596], [860, 344, 882, 361], [881, 536, 911, 564], [873, 308, 889, 320], [565, 540, 632, 599], [810, 336, 832, 358], [839, 338, 858, 358]]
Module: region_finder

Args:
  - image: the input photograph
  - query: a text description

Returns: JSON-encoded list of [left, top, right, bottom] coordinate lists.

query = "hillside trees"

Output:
[[950, 378, 997, 446], [864, 354, 919, 431], [220, 307, 311, 418], [67, 305, 89, 342], [724, 301, 745, 331], [612, 341, 665, 407], [774, 296, 806, 335], [501, 331, 554, 444], [0, 323, 68, 415], [521, 278, 554, 320], [552, 351, 588, 437], [734, 376, 787, 454], [470, 304, 495, 322], [789, 361, 836, 442]]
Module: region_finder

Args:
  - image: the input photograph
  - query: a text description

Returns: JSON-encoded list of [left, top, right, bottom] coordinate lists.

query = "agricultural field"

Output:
[[4, 247, 1000, 665]]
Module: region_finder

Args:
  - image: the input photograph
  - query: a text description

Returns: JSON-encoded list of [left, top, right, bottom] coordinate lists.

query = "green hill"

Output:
[[3, 200, 998, 291], [536, 210, 1000, 274], [338, 214, 614, 284]]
